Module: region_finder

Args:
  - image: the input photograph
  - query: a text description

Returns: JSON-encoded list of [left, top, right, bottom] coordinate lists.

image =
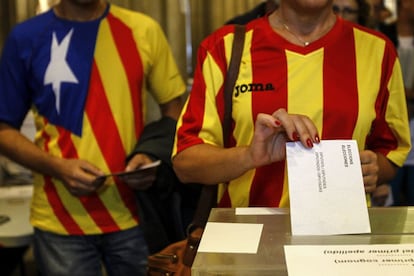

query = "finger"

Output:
[[92, 176, 107, 189], [273, 110, 319, 147], [256, 113, 284, 129], [125, 154, 153, 172], [363, 179, 376, 193], [79, 160, 105, 177], [291, 117, 319, 147], [299, 118, 320, 143], [359, 150, 377, 164]]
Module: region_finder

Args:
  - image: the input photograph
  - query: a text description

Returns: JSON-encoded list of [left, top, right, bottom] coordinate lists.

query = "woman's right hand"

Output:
[[248, 108, 320, 168]]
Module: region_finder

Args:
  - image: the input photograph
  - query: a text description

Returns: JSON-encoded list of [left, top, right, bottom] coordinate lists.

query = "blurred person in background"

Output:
[[367, 0, 398, 46], [333, 0, 371, 25], [0, 0, 185, 275]]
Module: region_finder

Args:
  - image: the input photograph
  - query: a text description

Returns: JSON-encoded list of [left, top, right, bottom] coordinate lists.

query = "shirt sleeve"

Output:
[[143, 19, 186, 104], [0, 28, 32, 129], [366, 45, 411, 167], [173, 27, 234, 157]]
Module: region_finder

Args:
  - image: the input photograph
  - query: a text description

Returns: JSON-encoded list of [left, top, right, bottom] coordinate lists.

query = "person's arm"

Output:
[[376, 152, 398, 184], [0, 122, 104, 196], [173, 109, 319, 184], [159, 96, 184, 121], [173, 143, 252, 184]]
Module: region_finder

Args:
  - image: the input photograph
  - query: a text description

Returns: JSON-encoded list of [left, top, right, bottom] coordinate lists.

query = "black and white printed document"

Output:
[[286, 140, 371, 236]]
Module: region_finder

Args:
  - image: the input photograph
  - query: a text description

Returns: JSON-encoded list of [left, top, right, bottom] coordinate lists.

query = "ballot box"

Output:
[[191, 207, 414, 276]]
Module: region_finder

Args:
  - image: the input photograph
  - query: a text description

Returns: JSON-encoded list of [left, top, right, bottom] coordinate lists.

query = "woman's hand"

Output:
[[248, 108, 320, 168]]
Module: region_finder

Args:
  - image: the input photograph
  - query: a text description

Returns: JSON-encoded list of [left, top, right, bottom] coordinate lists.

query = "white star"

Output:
[[44, 29, 79, 114]]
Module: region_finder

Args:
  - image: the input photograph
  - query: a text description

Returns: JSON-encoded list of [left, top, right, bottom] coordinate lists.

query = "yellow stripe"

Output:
[[385, 60, 411, 165], [279, 169, 290, 207], [72, 115, 108, 171], [353, 29, 383, 150], [201, 52, 225, 145], [284, 49, 324, 208], [286, 49, 324, 131], [94, 19, 136, 152]]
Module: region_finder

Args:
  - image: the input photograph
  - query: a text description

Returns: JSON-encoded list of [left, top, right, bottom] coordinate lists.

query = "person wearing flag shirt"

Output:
[[0, 0, 185, 275], [172, 0, 411, 209]]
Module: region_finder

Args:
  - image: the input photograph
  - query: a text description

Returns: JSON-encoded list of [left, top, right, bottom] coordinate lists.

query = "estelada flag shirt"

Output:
[[173, 16, 411, 208], [0, 4, 186, 235]]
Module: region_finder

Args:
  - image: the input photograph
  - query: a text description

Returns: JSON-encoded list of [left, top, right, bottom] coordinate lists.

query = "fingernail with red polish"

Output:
[[274, 120, 281, 126], [292, 132, 299, 141], [307, 138, 313, 148], [315, 135, 320, 143]]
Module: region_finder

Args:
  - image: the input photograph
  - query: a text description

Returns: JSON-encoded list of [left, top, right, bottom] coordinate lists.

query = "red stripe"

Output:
[[40, 122, 84, 234], [249, 30, 287, 206], [56, 124, 122, 232], [85, 62, 138, 225], [366, 43, 398, 154], [218, 189, 232, 207], [85, 63, 126, 173], [322, 28, 359, 139], [107, 13, 143, 138]]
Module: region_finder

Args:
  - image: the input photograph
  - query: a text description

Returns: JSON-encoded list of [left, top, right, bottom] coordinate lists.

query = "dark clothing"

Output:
[[130, 117, 201, 254], [129, 116, 178, 166]]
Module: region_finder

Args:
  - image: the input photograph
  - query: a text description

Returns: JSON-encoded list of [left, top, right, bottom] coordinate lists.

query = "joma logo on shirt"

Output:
[[234, 83, 275, 97]]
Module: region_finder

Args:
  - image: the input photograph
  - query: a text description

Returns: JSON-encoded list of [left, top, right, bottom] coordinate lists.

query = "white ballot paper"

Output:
[[286, 140, 371, 235], [284, 244, 414, 276], [197, 222, 263, 253], [236, 207, 287, 215]]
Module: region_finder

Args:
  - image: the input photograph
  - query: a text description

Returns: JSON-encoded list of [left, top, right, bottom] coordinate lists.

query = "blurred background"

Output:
[[0, 0, 266, 84]]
